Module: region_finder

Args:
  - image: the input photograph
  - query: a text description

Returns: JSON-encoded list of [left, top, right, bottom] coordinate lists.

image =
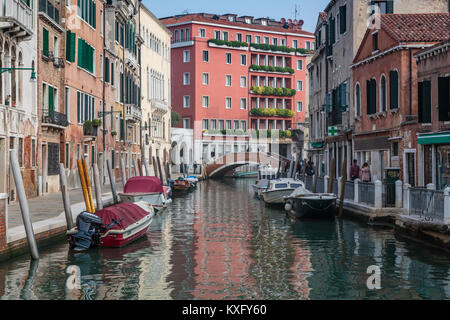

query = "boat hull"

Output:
[[119, 192, 168, 212], [261, 189, 295, 204], [287, 195, 336, 219]]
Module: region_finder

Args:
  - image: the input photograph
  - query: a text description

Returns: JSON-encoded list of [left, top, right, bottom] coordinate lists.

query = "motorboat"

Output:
[[67, 202, 155, 250], [284, 192, 336, 219], [258, 164, 278, 180], [232, 171, 258, 179], [119, 176, 172, 212], [261, 179, 308, 204], [185, 176, 199, 188], [171, 177, 194, 194], [251, 179, 269, 198]]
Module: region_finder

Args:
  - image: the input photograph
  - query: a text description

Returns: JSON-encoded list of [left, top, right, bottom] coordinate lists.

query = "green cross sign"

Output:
[[328, 126, 338, 136]]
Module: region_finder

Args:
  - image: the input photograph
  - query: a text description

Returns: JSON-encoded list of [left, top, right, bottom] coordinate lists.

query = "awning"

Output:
[[311, 142, 324, 148], [418, 132, 450, 145]]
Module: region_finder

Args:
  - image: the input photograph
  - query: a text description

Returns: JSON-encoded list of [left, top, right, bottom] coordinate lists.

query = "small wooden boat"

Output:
[[172, 178, 193, 193], [261, 179, 307, 204], [284, 193, 336, 219], [67, 202, 155, 250], [119, 176, 172, 212], [233, 171, 258, 178]]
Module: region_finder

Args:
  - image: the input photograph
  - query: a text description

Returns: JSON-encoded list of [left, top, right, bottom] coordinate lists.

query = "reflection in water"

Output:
[[0, 179, 449, 300]]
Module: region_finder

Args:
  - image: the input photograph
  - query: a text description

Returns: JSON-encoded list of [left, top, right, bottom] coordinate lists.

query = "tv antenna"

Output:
[[294, 4, 300, 20]]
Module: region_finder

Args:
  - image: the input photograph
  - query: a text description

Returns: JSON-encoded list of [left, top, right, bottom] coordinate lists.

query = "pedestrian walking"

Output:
[[360, 162, 371, 182], [350, 159, 360, 181]]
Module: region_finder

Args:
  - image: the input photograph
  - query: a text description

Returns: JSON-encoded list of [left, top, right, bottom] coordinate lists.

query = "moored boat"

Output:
[[261, 179, 307, 204], [67, 202, 155, 250], [233, 171, 258, 178], [284, 193, 336, 219], [172, 178, 193, 194]]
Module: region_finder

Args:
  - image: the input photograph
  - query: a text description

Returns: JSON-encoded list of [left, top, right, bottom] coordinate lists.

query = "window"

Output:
[[225, 75, 232, 87], [202, 73, 209, 85], [246, 35, 252, 43], [42, 27, 49, 56], [18, 138, 23, 167], [66, 30, 76, 62], [255, 36, 261, 44], [183, 50, 190, 62], [203, 119, 209, 130], [236, 33, 242, 42], [418, 80, 432, 123], [297, 101, 303, 112], [240, 76, 247, 88], [241, 98, 247, 110], [305, 41, 311, 50], [339, 5, 347, 34], [65, 143, 70, 168], [280, 39, 286, 46], [199, 28, 206, 38], [438, 76, 450, 121], [292, 40, 298, 49], [65, 87, 70, 118], [297, 80, 303, 91], [210, 120, 217, 129], [225, 53, 232, 64], [185, 28, 190, 41], [264, 37, 269, 44], [183, 95, 190, 108], [273, 38, 278, 46], [240, 54, 247, 66], [222, 32, 229, 41], [180, 29, 185, 42], [297, 60, 303, 70], [372, 32, 379, 51], [183, 72, 190, 85], [389, 70, 399, 109], [226, 120, 232, 130], [241, 121, 247, 131], [225, 97, 232, 109], [219, 120, 224, 130], [174, 30, 179, 42], [371, 0, 394, 14], [77, 37, 95, 74], [392, 141, 399, 157], [366, 78, 377, 114], [78, 0, 96, 28], [202, 96, 209, 108], [31, 139, 36, 167], [355, 83, 361, 117], [234, 120, 239, 130], [77, 91, 95, 123], [380, 75, 387, 112], [214, 30, 220, 40], [245, 18, 251, 24], [183, 118, 190, 129], [203, 50, 209, 62]]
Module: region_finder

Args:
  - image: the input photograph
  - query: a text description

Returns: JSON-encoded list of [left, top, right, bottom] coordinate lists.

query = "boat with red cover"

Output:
[[67, 202, 155, 250], [119, 176, 172, 212]]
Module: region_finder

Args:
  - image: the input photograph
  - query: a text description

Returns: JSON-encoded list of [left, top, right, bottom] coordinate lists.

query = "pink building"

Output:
[[161, 13, 314, 164]]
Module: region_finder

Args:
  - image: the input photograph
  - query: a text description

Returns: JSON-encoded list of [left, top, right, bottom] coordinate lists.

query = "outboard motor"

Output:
[[70, 211, 103, 251]]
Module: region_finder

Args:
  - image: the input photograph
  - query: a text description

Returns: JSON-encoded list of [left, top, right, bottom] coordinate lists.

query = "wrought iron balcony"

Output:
[[125, 104, 141, 122], [42, 109, 69, 128], [38, 0, 60, 25], [0, 0, 33, 40], [83, 123, 98, 137]]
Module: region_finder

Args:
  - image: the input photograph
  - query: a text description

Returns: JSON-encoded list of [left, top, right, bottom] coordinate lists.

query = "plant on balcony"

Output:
[[92, 119, 102, 127], [84, 120, 93, 131], [250, 86, 296, 97], [250, 108, 295, 118], [250, 64, 295, 74], [295, 48, 314, 55], [208, 39, 249, 48], [250, 43, 296, 53], [251, 130, 292, 139], [111, 130, 117, 136]]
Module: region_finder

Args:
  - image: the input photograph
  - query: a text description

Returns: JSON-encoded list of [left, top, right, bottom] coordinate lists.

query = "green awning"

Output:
[[418, 132, 450, 145], [311, 142, 324, 148]]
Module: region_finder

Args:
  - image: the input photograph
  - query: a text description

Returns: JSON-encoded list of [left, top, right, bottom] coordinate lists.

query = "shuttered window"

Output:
[[329, 16, 336, 45], [104, 57, 110, 82], [48, 86, 54, 111], [367, 79, 377, 114], [386, 0, 394, 13], [43, 28, 49, 56], [438, 76, 450, 121], [120, 117, 125, 141], [66, 30, 76, 62], [418, 80, 431, 123], [389, 70, 398, 109], [78, 0, 96, 28], [339, 5, 346, 34], [77, 37, 94, 73]]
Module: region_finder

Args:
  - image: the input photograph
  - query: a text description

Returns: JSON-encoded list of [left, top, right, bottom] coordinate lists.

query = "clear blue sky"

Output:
[[143, 0, 331, 33]]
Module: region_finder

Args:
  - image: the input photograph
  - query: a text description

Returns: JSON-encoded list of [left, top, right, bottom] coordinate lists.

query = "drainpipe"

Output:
[[102, 4, 106, 184], [409, 48, 412, 116]]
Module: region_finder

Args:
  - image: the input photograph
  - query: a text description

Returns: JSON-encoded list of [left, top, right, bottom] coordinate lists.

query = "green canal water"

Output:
[[0, 179, 449, 300]]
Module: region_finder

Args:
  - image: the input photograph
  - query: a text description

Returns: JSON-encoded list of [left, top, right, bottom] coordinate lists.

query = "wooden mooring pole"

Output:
[[313, 161, 319, 193], [328, 158, 336, 193], [338, 158, 347, 218], [93, 163, 103, 211], [106, 159, 118, 204], [59, 163, 74, 230]]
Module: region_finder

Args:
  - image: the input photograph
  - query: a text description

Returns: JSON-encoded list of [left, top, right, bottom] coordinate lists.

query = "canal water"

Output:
[[0, 179, 449, 300]]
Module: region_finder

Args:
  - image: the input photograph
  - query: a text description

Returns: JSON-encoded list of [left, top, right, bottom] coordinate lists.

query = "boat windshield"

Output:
[[274, 183, 288, 189], [290, 184, 303, 188]]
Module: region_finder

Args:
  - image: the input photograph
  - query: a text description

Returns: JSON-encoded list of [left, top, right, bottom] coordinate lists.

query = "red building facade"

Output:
[[161, 13, 314, 163]]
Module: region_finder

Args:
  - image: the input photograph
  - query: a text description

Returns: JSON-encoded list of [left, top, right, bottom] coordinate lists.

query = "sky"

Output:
[[143, 0, 331, 33]]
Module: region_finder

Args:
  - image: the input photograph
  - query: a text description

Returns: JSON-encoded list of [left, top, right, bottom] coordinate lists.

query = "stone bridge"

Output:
[[205, 152, 290, 179]]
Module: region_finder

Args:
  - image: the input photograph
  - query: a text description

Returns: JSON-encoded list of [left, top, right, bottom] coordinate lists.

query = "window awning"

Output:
[[418, 132, 450, 145]]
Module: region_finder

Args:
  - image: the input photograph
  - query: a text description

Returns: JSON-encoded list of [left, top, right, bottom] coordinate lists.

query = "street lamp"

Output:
[[0, 66, 37, 83]]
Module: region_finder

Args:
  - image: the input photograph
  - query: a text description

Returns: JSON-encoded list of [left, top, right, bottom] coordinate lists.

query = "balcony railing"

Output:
[[151, 99, 169, 114], [42, 109, 69, 127], [0, 0, 33, 39], [38, 0, 60, 24], [327, 108, 343, 126], [83, 123, 98, 137], [125, 50, 138, 69], [125, 104, 141, 122]]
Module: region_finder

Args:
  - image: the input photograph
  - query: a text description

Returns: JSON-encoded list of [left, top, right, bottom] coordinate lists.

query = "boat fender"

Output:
[[285, 202, 292, 212]]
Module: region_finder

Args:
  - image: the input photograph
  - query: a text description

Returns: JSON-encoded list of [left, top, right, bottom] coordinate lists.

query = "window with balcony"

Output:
[[214, 30, 220, 40], [226, 120, 232, 130], [246, 35, 252, 43], [264, 37, 269, 44], [78, 0, 96, 29], [273, 38, 278, 46], [219, 120, 224, 130], [223, 32, 229, 41], [236, 33, 242, 42], [77, 91, 94, 123], [255, 36, 261, 44], [241, 121, 247, 131], [292, 40, 298, 49]]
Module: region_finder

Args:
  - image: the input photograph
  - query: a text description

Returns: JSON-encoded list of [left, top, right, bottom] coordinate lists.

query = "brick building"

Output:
[[351, 13, 450, 185], [160, 13, 314, 164], [415, 40, 450, 190]]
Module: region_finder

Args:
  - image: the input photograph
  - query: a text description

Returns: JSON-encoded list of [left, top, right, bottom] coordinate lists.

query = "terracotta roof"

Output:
[[160, 13, 315, 37], [380, 13, 450, 42]]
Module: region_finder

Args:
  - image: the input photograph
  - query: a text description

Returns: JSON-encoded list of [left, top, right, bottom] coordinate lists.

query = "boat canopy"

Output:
[[124, 176, 164, 194], [96, 202, 150, 231]]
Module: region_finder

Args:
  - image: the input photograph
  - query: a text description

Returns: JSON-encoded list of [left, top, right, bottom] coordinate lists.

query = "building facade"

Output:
[[352, 13, 450, 185], [0, 0, 38, 200], [161, 13, 314, 165], [308, 0, 449, 180], [415, 40, 450, 190], [140, 5, 172, 173]]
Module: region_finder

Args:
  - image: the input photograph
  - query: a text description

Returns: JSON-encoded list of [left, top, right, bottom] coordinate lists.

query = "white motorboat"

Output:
[[251, 179, 269, 198], [261, 179, 308, 204]]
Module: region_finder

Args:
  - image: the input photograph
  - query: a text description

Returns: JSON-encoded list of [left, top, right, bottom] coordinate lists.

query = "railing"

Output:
[[38, 0, 60, 24], [316, 177, 324, 193], [2, 0, 33, 34], [344, 181, 354, 200], [125, 104, 141, 122], [305, 175, 313, 191], [409, 188, 445, 222], [358, 182, 375, 205], [42, 109, 68, 127], [83, 124, 98, 137], [327, 109, 343, 126]]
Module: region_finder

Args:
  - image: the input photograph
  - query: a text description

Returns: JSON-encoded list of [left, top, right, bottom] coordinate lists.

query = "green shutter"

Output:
[[389, 70, 398, 109], [78, 38, 83, 68], [438, 76, 450, 121], [418, 82, 423, 123], [43, 28, 49, 56], [423, 80, 431, 123], [93, 1, 96, 29], [48, 86, 54, 111], [77, 92, 80, 123], [70, 32, 76, 62], [367, 80, 372, 114], [120, 118, 124, 140], [339, 5, 346, 34], [66, 30, 70, 60]]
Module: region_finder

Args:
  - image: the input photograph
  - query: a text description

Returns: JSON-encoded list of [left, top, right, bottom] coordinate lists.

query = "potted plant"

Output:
[[111, 130, 117, 137], [92, 119, 102, 127]]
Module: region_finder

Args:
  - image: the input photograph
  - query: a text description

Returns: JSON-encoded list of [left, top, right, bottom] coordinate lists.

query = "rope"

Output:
[[300, 200, 335, 212]]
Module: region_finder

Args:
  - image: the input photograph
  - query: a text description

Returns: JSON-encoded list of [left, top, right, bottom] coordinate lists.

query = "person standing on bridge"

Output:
[[350, 159, 360, 181]]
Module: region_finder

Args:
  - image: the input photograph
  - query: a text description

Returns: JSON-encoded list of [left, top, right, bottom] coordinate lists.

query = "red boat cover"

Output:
[[124, 176, 163, 194], [96, 202, 150, 231]]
